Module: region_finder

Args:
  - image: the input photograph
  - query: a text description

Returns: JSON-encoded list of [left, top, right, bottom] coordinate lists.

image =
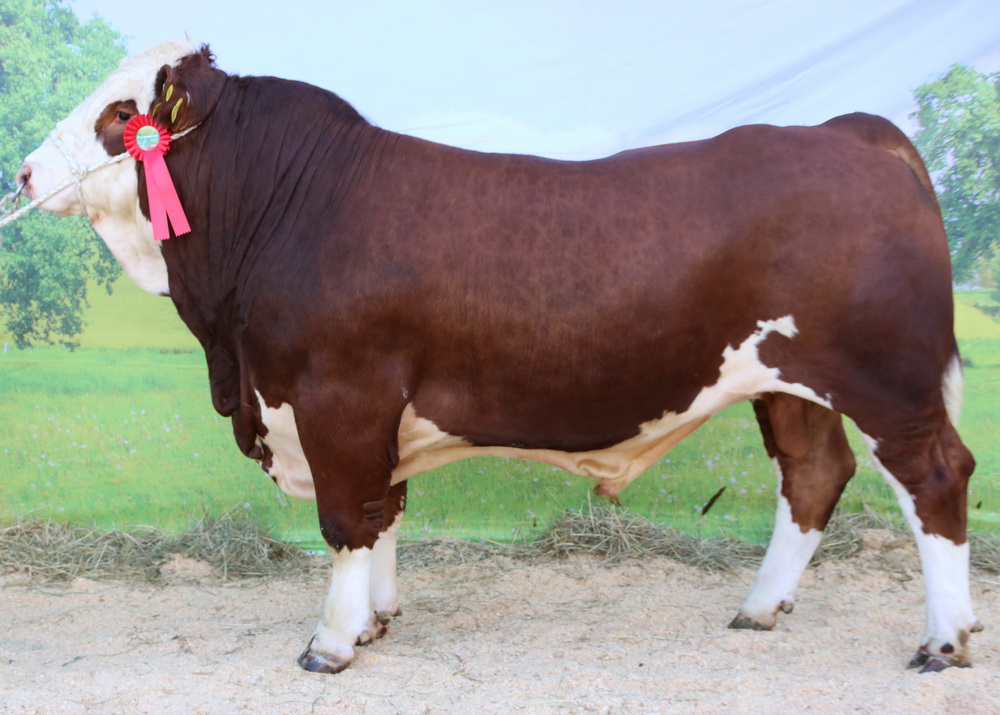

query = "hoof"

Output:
[[356, 609, 401, 644], [908, 649, 930, 670], [919, 657, 951, 674], [297, 638, 351, 674], [908, 646, 972, 672], [376, 607, 402, 625], [729, 613, 773, 631], [355, 621, 388, 647]]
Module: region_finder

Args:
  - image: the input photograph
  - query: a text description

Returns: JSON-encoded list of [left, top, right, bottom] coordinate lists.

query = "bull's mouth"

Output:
[[34, 188, 81, 217], [13, 170, 79, 217]]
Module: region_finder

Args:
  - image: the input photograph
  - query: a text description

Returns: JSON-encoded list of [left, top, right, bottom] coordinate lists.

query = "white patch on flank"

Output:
[[370, 513, 402, 616], [392, 315, 830, 498], [860, 431, 977, 648], [312, 546, 374, 662], [737, 458, 823, 626], [20, 40, 197, 295], [254, 389, 316, 500], [942, 353, 964, 427]]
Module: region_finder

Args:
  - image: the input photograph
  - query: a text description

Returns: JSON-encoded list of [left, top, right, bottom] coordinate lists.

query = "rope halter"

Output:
[[0, 123, 199, 232]]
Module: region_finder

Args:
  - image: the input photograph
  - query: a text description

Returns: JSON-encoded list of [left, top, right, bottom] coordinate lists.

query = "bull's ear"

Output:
[[150, 45, 226, 133]]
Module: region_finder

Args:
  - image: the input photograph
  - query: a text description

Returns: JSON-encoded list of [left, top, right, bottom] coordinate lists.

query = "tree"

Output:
[[912, 64, 1000, 284], [0, 0, 125, 349], [979, 245, 1000, 311]]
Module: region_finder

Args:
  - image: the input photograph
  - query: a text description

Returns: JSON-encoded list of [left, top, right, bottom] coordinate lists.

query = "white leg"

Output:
[[732, 459, 822, 629], [861, 432, 979, 668], [298, 546, 375, 674], [370, 513, 402, 620]]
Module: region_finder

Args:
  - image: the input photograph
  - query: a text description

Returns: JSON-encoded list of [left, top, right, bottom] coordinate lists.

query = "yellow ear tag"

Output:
[[171, 98, 184, 124], [165, 84, 174, 102]]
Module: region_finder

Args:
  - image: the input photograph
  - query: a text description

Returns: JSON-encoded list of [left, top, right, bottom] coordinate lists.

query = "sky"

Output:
[[69, 0, 1000, 160]]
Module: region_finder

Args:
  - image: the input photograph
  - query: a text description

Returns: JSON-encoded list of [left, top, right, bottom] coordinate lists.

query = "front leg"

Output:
[[299, 486, 406, 673], [289, 387, 408, 674], [371, 482, 407, 623], [298, 493, 403, 674], [298, 544, 378, 674]]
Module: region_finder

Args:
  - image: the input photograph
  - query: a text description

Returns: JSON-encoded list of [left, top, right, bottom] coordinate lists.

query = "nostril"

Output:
[[14, 164, 33, 200], [15, 164, 32, 188]]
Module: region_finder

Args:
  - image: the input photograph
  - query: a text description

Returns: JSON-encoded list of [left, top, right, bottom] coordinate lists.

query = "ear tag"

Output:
[[123, 114, 191, 240]]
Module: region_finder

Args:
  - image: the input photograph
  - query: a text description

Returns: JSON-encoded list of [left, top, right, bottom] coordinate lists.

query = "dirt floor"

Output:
[[2, 530, 999, 714]]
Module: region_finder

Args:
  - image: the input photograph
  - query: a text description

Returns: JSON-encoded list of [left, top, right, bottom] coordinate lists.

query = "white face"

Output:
[[17, 39, 198, 295]]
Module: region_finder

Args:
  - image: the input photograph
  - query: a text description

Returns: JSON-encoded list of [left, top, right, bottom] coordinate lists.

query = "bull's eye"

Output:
[[117, 111, 132, 121]]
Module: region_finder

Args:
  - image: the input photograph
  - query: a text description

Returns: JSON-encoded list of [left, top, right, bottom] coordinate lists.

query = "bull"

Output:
[[15, 40, 979, 674]]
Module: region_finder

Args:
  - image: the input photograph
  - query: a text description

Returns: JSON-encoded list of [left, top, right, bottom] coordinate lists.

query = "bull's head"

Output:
[[15, 39, 209, 296]]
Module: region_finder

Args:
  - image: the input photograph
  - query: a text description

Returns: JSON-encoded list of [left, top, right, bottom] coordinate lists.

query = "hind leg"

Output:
[[858, 416, 979, 671], [731, 394, 856, 629]]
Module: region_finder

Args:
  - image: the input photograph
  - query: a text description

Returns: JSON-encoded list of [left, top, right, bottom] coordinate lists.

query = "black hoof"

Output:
[[728, 613, 773, 631], [907, 649, 930, 669], [908, 647, 971, 672], [297, 638, 351, 674], [919, 656, 951, 674]]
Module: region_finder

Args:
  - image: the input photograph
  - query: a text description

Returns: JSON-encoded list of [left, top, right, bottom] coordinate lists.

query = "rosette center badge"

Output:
[[135, 125, 161, 151]]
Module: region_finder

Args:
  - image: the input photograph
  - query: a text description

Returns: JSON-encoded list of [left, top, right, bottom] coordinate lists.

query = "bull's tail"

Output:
[[821, 112, 939, 212], [942, 343, 965, 427]]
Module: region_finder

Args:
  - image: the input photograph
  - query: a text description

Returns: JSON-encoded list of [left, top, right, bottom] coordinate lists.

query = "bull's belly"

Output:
[[391, 404, 710, 496], [253, 315, 830, 502], [254, 398, 712, 501]]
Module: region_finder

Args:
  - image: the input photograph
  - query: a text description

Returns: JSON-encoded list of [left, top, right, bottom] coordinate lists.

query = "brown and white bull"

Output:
[[16, 40, 980, 674]]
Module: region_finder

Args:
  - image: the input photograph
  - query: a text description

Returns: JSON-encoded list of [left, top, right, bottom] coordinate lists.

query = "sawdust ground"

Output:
[[2, 530, 998, 714]]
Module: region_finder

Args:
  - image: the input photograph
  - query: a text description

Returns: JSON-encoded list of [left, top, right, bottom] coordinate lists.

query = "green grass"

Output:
[[0, 346, 317, 544], [79, 279, 200, 351], [2, 280, 999, 551]]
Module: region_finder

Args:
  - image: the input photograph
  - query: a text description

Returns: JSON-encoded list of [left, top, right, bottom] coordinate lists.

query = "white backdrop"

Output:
[[70, 0, 1000, 158]]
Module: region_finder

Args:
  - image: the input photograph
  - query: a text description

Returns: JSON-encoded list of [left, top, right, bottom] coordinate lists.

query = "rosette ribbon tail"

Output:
[[143, 149, 190, 240], [124, 114, 192, 241]]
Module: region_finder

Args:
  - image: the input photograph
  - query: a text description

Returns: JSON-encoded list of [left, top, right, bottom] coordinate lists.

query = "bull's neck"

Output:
[[158, 104, 385, 363]]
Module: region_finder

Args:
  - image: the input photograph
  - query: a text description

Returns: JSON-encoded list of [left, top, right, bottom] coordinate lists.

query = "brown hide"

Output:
[[133, 48, 970, 549]]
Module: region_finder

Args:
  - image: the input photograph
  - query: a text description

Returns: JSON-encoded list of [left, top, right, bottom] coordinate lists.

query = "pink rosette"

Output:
[[124, 115, 190, 240]]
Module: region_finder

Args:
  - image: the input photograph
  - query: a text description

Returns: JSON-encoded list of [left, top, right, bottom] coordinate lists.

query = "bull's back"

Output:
[[375, 118, 948, 348]]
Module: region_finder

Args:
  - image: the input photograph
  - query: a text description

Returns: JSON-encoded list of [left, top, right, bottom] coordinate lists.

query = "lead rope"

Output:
[[0, 123, 200, 235]]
